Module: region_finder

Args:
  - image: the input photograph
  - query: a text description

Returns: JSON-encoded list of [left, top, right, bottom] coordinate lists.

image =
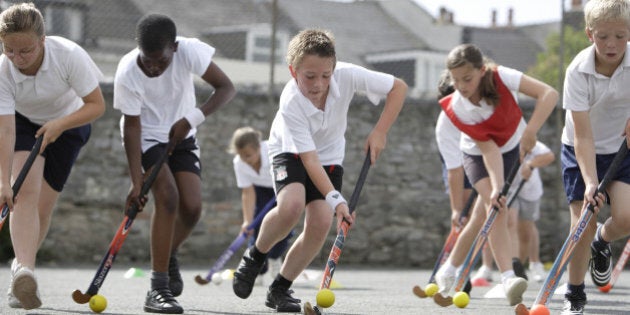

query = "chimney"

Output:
[[439, 6, 448, 24], [448, 11, 454, 24], [491, 9, 497, 28], [507, 7, 513, 27]]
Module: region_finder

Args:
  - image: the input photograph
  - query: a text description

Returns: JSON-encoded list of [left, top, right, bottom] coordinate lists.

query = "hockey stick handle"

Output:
[[196, 196, 277, 283], [533, 139, 628, 306], [348, 151, 372, 214], [507, 179, 526, 208], [245, 196, 277, 231], [458, 189, 478, 222], [76, 144, 172, 301], [451, 157, 522, 293], [125, 143, 173, 221], [0, 136, 43, 228], [319, 150, 371, 290], [425, 189, 478, 284]]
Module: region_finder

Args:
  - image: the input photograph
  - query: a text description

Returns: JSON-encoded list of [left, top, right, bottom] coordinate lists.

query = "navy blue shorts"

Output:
[[15, 112, 90, 192], [142, 137, 201, 176], [271, 153, 343, 204], [439, 153, 472, 194], [462, 145, 519, 186], [561, 144, 630, 203]]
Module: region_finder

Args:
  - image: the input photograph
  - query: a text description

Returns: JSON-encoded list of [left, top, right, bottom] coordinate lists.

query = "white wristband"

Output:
[[184, 108, 205, 128], [325, 190, 346, 213]]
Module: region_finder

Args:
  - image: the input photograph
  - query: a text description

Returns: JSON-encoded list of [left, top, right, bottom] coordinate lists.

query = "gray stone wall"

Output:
[[37, 85, 573, 269]]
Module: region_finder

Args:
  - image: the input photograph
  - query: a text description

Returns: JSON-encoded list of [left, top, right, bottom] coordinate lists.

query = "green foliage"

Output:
[[527, 26, 591, 89]]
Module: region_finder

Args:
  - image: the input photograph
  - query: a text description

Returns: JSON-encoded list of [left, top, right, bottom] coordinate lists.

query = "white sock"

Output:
[[501, 270, 515, 285], [440, 261, 457, 276]]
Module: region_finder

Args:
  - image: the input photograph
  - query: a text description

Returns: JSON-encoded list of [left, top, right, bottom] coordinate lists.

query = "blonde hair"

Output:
[[584, 0, 630, 30], [286, 29, 336, 69], [446, 44, 499, 106], [0, 2, 45, 38], [228, 127, 262, 154]]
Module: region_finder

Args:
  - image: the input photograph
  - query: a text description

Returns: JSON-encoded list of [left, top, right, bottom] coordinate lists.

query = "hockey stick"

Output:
[[599, 237, 630, 293], [514, 139, 628, 314], [0, 136, 43, 231], [434, 157, 521, 307], [413, 188, 478, 298], [303, 150, 371, 315], [72, 144, 171, 304], [194, 195, 277, 285], [507, 178, 526, 208]]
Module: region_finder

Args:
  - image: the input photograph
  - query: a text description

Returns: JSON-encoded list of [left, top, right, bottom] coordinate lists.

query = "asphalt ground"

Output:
[[0, 265, 629, 314]]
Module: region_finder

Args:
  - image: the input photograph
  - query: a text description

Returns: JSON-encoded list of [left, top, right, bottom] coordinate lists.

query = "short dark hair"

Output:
[[136, 14, 176, 52]]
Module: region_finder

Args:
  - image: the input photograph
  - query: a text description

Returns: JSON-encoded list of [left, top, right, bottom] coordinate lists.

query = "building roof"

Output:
[[276, 0, 427, 64]]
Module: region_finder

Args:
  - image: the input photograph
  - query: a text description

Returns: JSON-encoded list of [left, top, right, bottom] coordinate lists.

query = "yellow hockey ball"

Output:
[[89, 294, 107, 313], [316, 288, 335, 308]]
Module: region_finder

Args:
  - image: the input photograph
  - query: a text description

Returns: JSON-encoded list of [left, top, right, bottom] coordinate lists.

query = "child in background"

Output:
[[434, 43, 557, 307], [560, 0, 630, 313], [232, 29, 407, 312], [113, 14, 235, 314], [229, 127, 294, 285], [0, 3, 105, 309], [507, 141, 555, 283]]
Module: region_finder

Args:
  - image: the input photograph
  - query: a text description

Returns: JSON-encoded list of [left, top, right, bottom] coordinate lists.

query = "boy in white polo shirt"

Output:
[[0, 3, 105, 310], [232, 29, 407, 312], [113, 14, 235, 314], [560, 0, 630, 313]]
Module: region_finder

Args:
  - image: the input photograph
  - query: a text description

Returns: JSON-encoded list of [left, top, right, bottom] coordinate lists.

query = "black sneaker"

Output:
[[168, 252, 183, 297], [512, 258, 528, 281], [589, 241, 612, 287], [233, 248, 264, 299], [561, 291, 586, 315], [144, 288, 183, 314], [265, 286, 301, 312]]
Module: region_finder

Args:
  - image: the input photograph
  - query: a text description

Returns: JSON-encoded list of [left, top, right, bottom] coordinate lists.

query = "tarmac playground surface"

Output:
[[0, 266, 629, 314]]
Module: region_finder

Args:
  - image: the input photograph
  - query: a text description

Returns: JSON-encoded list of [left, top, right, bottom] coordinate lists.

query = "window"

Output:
[[43, 3, 85, 43]]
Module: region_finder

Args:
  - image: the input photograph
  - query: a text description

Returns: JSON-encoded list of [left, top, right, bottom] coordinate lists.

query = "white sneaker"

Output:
[[472, 265, 493, 282], [504, 277, 528, 306], [12, 265, 41, 310], [435, 267, 455, 294], [529, 262, 546, 282], [7, 258, 21, 308]]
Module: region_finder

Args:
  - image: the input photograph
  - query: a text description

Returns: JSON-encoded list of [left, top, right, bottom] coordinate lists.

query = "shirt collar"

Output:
[[290, 74, 340, 116]]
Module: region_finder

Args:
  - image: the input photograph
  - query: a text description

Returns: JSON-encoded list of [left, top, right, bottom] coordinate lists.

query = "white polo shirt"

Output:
[[0, 36, 102, 124], [562, 43, 630, 154], [113, 37, 215, 152], [435, 110, 463, 170], [448, 66, 525, 155], [233, 141, 273, 189], [509, 141, 551, 201], [268, 62, 394, 165]]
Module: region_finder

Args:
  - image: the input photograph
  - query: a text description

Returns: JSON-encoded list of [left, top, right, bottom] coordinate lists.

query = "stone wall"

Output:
[[33, 84, 575, 269]]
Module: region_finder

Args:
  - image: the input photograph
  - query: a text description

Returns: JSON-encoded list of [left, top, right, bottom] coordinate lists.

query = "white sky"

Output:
[[412, 0, 570, 27]]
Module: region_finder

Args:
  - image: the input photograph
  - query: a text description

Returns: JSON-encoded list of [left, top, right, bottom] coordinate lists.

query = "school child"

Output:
[[228, 127, 293, 285], [560, 0, 630, 313], [0, 3, 105, 309], [434, 43, 557, 306], [232, 29, 407, 312], [113, 14, 235, 313], [507, 141, 555, 282]]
